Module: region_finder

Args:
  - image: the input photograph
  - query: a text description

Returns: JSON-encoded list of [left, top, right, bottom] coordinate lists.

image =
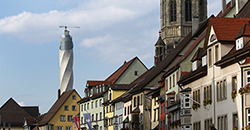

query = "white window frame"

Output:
[[57, 126, 63, 130], [236, 37, 243, 50], [246, 70, 250, 85], [247, 109, 250, 126], [202, 56, 207, 66], [183, 94, 191, 108], [193, 61, 197, 71]]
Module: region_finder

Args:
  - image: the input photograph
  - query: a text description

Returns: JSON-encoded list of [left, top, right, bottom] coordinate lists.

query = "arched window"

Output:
[[185, 0, 192, 21], [170, 0, 176, 22]]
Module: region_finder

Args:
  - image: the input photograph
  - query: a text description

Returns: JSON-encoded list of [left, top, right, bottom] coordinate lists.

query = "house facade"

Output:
[[38, 90, 81, 130]]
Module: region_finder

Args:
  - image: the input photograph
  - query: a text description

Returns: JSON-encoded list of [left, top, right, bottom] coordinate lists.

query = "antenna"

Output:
[[59, 26, 80, 30]]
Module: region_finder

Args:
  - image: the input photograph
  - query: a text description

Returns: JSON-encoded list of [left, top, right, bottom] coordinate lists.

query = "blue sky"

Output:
[[0, 0, 229, 114]]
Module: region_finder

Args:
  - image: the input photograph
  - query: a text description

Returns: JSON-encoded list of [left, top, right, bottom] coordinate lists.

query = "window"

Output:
[[193, 89, 200, 103], [204, 118, 212, 130], [173, 74, 175, 87], [185, 0, 192, 21], [96, 113, 98, 121], [66, 126, 72, 130], [183, 94, 190, 108], [100, 99, 102, 107], [65, 106, 69, 111], [236, 37, 243, 50], [57, 126, 63, 130], [81, 105, 83, 112], [204, 85, 212, 100], [247, 109, 250, 126], [215, 45, 219, 62], [124, 107, 127, 116], [141, 94, 143, 105], [91, 89, 93, 95], [208, 49, 212, 66], [233, 113, 238, 129], [65, 126, 71, 130], [95, 100, 98, 108], [110, 106, 112, 112], [137, 96, 140, 106], [81, 117, 83, 124], [160, 120, 162, 129], [202, 56, 207, 66], [217, 115, 228, 130], [161, 105, 163, 114], [134, 71, 138, 76], [106, 107, 108, 113], [100, 112, 102, 120], [92, 114, 94, 122], [246, 70, 250, 84], [109, 92, 112, 100], [96, 86, 99, 93], [217, 79, 227, 101], [91, 101, 93, 109], [163, 119, 165, 128], [72, 95, 76, 100], [68, 115, 73, 121], [232, 76, 237, 90], [134, 97, 136, 107], [72, 105, 76, 111], [60, 115, 66, 121], [193, 61, 197, 71], [100, 126, 102, 130], [170, 77, 172, 89], [193, 121, 201, 130], [170, 0, 176, 22]]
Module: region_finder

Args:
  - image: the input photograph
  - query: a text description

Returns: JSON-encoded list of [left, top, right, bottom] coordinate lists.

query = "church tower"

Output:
[[154, 31, 165, 65], [160, 0, 207, 55]]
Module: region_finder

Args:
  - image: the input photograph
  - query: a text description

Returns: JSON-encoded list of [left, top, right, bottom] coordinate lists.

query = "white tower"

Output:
[[59, 28, 74, 95]]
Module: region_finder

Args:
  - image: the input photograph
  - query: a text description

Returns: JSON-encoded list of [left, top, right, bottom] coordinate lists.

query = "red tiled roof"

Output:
[[234, 22, 250, 39], [181, 72, 189, 77], [210, 18, 250, 42], [87, 81, 110, 86]]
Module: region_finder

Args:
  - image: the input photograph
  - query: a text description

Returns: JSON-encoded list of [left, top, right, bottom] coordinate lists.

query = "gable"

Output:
[[49, 90, 81, 124], [0, 98, 32, 127], [114, 58, 148, 84], [207, 26, 218, 47]]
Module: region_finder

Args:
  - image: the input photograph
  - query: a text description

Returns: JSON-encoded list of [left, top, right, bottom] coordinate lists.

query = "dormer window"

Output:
[[202, 56, 207, 66], [91, 89, 93, 96], [236, 37, 243, 50], [96, 86, 98, 93], [192, 61, 197, 71]]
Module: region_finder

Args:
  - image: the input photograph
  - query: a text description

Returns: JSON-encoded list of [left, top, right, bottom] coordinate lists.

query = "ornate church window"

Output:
[[185, 0, 192, 21], [170, 0, 176, 22]]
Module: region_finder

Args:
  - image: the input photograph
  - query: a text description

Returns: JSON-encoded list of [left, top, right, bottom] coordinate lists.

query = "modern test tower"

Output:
[[59, 26, 78, 95]]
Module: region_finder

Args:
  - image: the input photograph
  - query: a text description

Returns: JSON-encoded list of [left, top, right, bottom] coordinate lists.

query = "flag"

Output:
[[83, 113, 92, 130], [73, 116, 80, 130]]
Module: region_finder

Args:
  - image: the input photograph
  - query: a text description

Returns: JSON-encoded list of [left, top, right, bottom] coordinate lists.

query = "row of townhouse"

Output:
[[77, 1, 250, 130]]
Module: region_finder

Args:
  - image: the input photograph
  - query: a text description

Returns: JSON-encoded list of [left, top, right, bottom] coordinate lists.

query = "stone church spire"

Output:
[[160, 0, 207, 55]]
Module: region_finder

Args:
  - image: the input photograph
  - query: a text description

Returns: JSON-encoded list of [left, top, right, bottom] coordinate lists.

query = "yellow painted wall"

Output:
[[40, 91, 81, 130]]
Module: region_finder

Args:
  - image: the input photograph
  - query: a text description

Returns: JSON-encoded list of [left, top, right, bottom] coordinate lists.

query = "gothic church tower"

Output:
[[158, 0, 207, 58]]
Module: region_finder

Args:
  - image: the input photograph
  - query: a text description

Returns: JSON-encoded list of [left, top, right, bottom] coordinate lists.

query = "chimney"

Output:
[[222, 0, 226, 12], [58, 89, 61, 99], [192, 16, 199, 36]]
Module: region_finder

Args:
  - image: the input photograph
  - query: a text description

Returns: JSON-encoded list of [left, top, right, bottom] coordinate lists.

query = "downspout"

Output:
[[235, 56, 244, 127]]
